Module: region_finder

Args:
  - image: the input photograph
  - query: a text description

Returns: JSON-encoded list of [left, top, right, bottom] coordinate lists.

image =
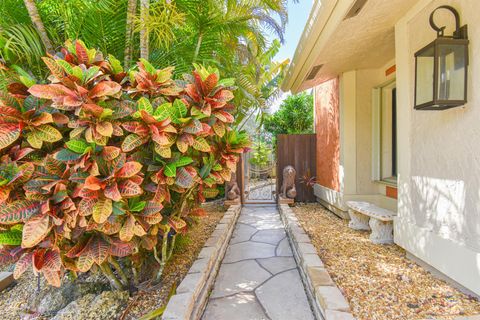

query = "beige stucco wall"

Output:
[[395, 0, 480, 295], [355, 68, 392, 194]]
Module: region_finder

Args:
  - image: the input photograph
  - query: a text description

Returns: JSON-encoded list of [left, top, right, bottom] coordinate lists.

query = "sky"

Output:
[[268, 0, 313, 112], [274, 0, 313, 63]]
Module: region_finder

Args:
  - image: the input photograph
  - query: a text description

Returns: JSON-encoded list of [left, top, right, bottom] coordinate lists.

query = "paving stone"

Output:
[[276, 237, 293, 257], [290, 224, 307, 236], [238, 216, 283, 230], [307, 266, 334, 287], [204, 235, 222, 248], [163, 292, 195, 320], [202, 293, 268, 320], [230, 223, 258, 244], [176, 272, 205, 298], [256, 269, 314, 320], [325, 309, 356, 320], [210, 260, 271, 298], [257, 257, 296, 275], [298, 242, 317, 255], [201, 206, 314, 320], [223, 241, 276, 263], [251, 229, 286, 245], [0, 272, 13, 292], [198, 246, 217, 259], [302, 253, 324, 268], [210, 229, 226, 241], [189, 258, 210, 274], [292, 232, 311, 243], [316, 286, 350, 313], [215, 223, 228, 230]]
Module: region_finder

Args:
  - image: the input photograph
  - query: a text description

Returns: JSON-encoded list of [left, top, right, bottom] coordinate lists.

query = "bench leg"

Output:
[[348, 210, 370, 231], [369, 219, 393, 244]]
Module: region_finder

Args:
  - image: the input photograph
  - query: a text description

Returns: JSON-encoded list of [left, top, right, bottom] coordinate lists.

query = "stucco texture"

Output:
[[404, 0, 480, 252], [315, 78, 340, 191]]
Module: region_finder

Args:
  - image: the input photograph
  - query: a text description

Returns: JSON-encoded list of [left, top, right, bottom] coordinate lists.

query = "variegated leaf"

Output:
[[119, 215, 135, 242], [43, 269, 61, 287], [154, 143, 171, 158], [14, 252, 33, 279], [116, 162, 142, 178], [121, 134, 146, 152], [35, 125, 62, 142], [0, 200, 41, 225], [76, 253, 94, 272], [22, 214, 50, 248], [89, 236, 109, 265], [118, 180, 142, 197], [92, 198, 112, 224], [192, 137, 211, 152], [0, 123, 21, 150]]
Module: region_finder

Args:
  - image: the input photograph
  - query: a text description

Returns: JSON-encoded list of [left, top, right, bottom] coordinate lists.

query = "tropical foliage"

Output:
[[0, 0, 290, 122], [263, 92, 314, 136], [249, 141, 270, 167], [0, 40, 249, 289]]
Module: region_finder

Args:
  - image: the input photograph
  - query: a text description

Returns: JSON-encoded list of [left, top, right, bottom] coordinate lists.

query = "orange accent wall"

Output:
[[315, 78, 340, 191], [386, 186, 398, 199]]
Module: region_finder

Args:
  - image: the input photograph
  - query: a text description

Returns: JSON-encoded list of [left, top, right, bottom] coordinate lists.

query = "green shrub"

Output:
[[0, 40, 250, 289]]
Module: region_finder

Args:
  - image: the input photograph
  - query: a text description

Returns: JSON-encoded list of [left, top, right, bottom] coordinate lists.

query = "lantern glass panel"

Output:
[[415, 45, 435, 106], [437, 43, 466, 101]]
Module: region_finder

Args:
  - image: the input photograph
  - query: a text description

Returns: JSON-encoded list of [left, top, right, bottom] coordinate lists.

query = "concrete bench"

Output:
[[346, 201, 396, 244]]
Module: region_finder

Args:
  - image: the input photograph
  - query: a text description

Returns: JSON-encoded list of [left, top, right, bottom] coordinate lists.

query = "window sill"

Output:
[[374, 178, 397, 187]]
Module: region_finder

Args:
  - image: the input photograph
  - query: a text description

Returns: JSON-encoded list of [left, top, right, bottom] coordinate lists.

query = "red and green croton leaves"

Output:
[[0, 40, 250, 287]]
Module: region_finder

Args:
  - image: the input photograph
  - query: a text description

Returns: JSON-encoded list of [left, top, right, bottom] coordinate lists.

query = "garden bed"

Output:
[[292, 203, 480, 320], [0, 204, 226, 320]]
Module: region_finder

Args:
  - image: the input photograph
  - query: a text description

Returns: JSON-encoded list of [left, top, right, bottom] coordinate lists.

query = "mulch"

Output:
[[292, 203, 480, 320]]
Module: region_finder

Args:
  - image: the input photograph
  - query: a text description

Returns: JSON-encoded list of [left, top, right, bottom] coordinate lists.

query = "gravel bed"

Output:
[[292, 203, 480, 320]]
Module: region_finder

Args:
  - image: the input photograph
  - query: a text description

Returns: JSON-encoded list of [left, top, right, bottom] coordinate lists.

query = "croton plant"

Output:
[[0, 40, 249, 290]]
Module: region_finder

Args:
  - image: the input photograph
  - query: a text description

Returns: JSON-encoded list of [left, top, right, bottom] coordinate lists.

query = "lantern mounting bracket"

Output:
[[429, 5, 468, 40]]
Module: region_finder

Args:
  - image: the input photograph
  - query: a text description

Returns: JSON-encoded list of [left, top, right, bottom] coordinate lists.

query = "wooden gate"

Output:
[[276, 134, 317, 202]]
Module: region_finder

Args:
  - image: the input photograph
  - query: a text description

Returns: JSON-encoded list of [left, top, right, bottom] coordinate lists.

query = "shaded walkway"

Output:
[[202, 205, 315, 320]]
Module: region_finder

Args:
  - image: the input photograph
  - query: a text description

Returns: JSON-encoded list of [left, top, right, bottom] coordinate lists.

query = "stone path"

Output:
[[202, 205, 315, 320]]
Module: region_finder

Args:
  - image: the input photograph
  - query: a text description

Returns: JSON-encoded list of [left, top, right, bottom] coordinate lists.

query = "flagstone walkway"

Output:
[[202, 205, 315, 320]]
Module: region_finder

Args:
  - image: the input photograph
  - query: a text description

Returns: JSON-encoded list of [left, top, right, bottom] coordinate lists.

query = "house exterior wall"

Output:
[[314, 78, 340, 192], [395, 0, 480, 295], [313, 67, 398, 215], [355, 68, 391, 195]]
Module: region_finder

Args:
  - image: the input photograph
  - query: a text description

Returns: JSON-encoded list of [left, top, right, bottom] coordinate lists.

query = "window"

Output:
[[372, 81, 397, 184]]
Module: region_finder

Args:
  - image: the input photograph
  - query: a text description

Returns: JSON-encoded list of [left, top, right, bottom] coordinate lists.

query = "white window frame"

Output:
[[372, 79, 397, 185]]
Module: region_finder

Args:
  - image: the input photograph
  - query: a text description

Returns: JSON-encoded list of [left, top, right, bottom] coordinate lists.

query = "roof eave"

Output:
[[282, 0, 356, 93]]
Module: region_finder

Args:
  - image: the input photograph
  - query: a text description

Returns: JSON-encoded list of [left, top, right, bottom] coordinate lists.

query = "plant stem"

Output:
[[132, 266, 139, 286], [193, 32, 203, 62], [110, 258, 129, 287], [153, 230, 169, 282], [167, 234, 176, 260], [100, 263, 124, 291]]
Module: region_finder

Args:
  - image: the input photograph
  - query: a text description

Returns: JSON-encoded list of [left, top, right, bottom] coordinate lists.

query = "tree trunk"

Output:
[[124, 0, 138, 67], [23, 0, 54, 54], [139, 0, 149, 59]]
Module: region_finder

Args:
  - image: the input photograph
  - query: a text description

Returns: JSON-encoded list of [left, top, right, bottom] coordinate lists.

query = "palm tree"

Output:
[[124, 0, 138, 67], [232, 39, 289, 129], [139, 0, 149, 59], [1, 0, 290, 119], [22, 0, 53, 53]]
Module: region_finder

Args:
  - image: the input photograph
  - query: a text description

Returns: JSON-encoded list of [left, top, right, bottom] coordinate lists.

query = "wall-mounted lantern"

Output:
[[414, 6, 469, 110]]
